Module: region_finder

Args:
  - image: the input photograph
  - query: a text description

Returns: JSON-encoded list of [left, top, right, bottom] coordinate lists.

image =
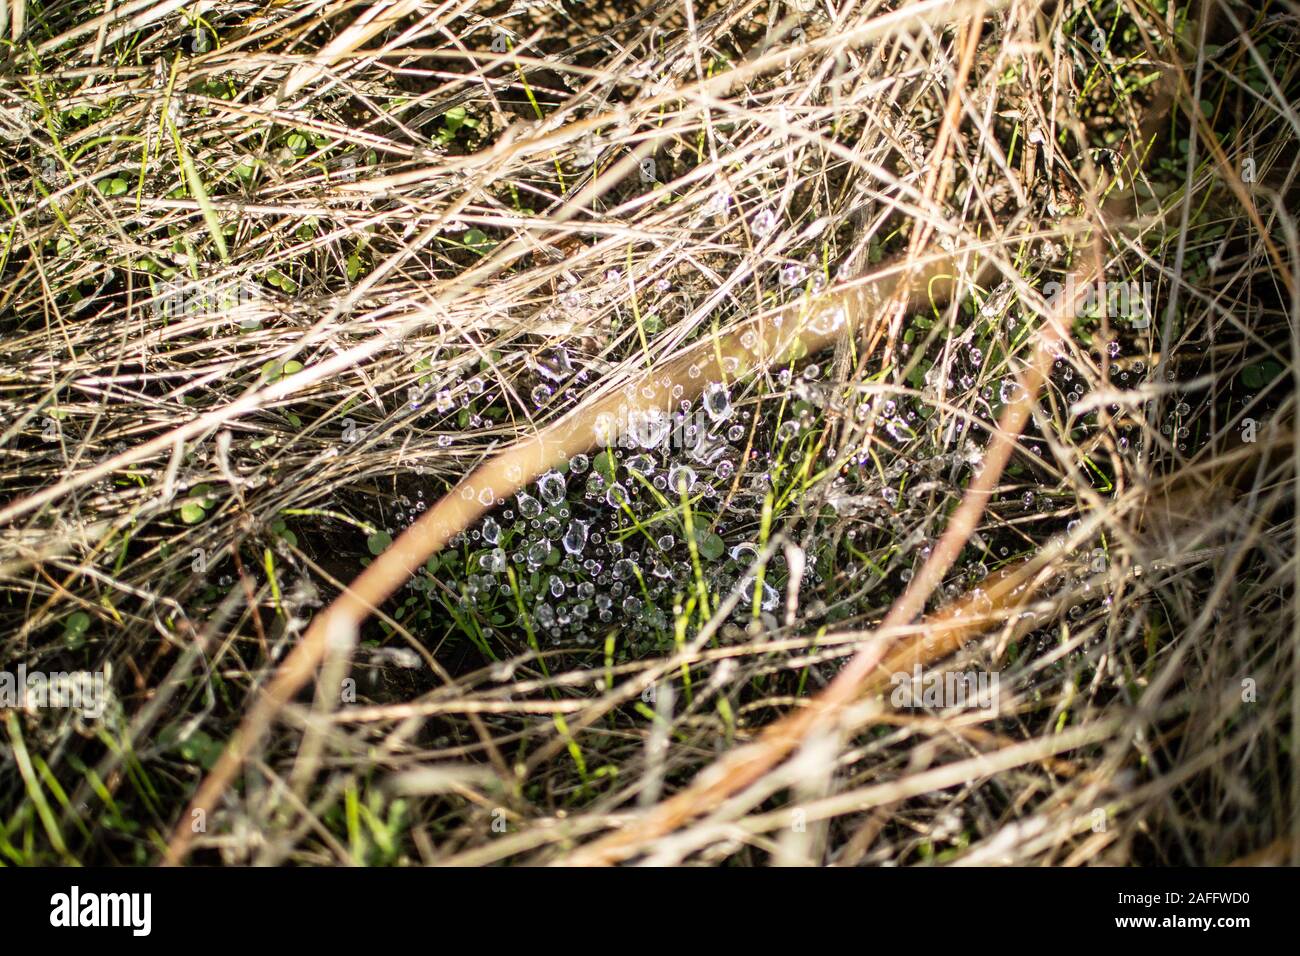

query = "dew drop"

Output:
[[537, 471, 566, 506], [517, 492, 543, 518], [780, 263, 807, 286], [752, 208, 777, 237], [563, 520, 589, 555], [625, 454, 654, 476], [667, 464, 697, 494], [885, 418, 914, 442], [730, 543, 758, 564]]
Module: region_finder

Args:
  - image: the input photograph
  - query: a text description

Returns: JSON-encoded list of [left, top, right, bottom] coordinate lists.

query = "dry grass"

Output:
[[0, 0, 1295, 866]]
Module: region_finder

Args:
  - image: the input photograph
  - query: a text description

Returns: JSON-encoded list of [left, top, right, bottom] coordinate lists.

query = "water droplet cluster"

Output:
[[419, 380, 816, 652]]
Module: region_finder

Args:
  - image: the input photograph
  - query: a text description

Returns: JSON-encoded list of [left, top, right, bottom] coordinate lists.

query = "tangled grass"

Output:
[[0, 0, 1296, 866]]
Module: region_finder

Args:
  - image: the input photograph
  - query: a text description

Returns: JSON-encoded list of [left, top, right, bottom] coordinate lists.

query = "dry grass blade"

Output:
[[0, 0, 1293, 870]]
